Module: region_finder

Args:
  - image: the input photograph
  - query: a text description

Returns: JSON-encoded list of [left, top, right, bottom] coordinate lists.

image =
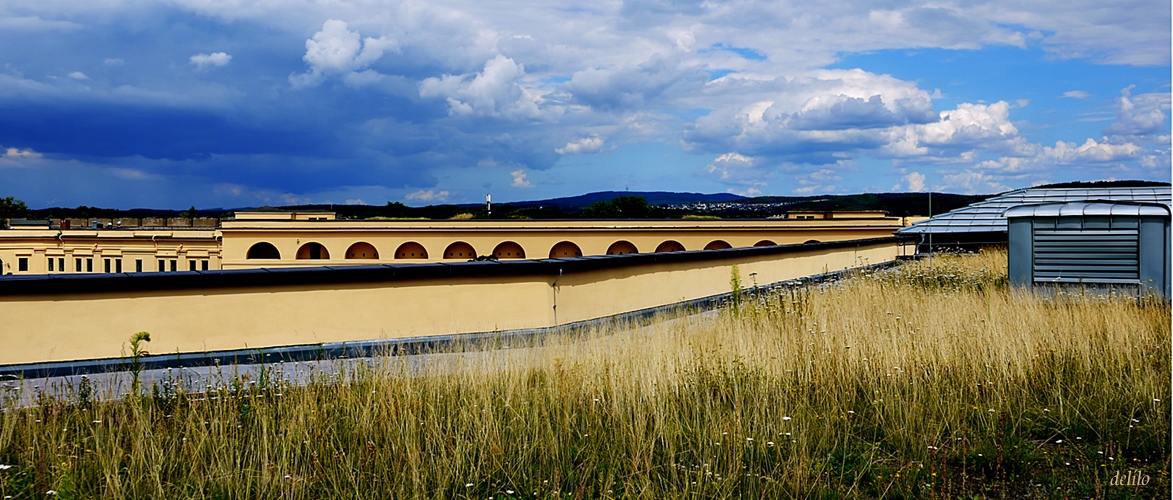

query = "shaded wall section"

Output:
[[0, 238, 903, 366]]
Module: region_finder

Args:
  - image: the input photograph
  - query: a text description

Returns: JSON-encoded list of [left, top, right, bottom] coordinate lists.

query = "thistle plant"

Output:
[[729, 264, 742, 314], [127, 331, 151, 395]]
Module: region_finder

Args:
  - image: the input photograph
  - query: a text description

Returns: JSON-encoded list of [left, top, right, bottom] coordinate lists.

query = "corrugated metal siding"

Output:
[[1032, 228, 1140, 283]]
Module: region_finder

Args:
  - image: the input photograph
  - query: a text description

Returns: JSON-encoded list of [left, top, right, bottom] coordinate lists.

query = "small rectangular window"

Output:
[[86, 258, 93, 272], [48, 258, 54, 272], [18, 258, 28, 272], [189, 260, 197, 271], [115, 260, 122, 273], [58, 258, 65, 272], [136, 260, 143, 273], [104, 259, 111, 273], [170, 260, 177, 272], [158, 260, 165, 272], [201, 260, 209, 271], [75, 258, 82, 272]]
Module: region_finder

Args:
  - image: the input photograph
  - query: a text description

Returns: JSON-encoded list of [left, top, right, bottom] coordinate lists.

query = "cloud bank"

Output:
[[0, 0, 1165, 207]]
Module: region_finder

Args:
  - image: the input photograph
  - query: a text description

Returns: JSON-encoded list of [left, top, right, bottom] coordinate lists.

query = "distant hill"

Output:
[[33, 183, 1170, 221], [501, 191, 746, 208], [24, 191, 985, 220], [271, 191, 747, 219], [738, 192, 990, 217]]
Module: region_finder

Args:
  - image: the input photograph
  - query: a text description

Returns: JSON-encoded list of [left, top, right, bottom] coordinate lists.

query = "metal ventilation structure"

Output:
[[1005, 201, 1171, 296], [896, 186, 1171, 251]]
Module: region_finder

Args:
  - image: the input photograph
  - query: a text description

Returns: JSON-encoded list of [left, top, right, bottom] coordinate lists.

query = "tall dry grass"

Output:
[[1, 249, 1168, 498]]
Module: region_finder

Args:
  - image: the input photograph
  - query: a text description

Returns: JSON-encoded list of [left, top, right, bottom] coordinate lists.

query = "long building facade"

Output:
[[1, 211, 907, 275]]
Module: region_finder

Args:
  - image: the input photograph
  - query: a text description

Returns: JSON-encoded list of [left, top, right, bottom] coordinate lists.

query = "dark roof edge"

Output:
[[0, 237, 902, 296]]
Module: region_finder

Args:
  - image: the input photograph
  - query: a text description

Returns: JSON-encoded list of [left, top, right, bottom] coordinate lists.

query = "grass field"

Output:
[[1, 249, 1168, 498]]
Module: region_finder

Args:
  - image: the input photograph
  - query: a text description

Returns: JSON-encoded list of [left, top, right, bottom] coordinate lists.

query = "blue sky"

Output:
[[0, 0, 1168, 209]]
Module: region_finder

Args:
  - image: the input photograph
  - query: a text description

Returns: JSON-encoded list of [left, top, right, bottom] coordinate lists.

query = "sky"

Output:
[[0, 0, 1169, 209]]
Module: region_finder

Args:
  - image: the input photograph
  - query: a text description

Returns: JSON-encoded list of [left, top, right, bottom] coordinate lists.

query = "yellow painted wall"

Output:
[[0, 241, 900, 365], [218, 218, 902, 268]]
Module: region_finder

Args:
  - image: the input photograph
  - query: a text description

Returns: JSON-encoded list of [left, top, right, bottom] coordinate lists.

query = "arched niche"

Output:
[[394, 242, 428, 259], [704, 240, 732, 250], [606, 241, 638, 255], [347, 242, 380, 259], [548, 241, 583, 258], [753, 240, 777, 247], [296, 242, 330, 260], [493, 241, 526, 259], [655, 240, 685, 253], [443, 242, 476, 260], [246, 242, 281, 259]]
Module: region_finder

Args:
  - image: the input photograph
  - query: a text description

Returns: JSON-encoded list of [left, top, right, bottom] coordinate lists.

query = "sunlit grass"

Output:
[[1, 249, 1168, 498]]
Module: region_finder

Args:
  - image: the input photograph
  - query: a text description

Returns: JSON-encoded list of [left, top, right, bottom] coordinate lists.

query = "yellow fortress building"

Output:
[[0, 210, 903, 276], [0, 210, 911, 369]]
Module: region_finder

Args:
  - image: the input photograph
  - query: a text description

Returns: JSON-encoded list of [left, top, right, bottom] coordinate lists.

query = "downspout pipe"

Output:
[[551, 268, 563, 326]]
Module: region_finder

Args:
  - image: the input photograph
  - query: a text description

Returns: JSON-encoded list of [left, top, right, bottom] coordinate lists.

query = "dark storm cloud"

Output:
[[0, 102, 328, 160], [0, 0, 1165, 206]]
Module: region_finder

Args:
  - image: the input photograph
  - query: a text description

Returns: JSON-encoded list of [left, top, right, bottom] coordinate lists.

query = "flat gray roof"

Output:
[[1005, 201, 1171, 218], [897, 186, 1172, 235]]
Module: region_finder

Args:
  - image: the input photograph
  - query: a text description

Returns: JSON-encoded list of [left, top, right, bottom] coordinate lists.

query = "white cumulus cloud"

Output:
[[405, 189, 450, 202], [4, 147, 43, 159], [704, 152, 755, 181], [556, 136, 605, 155], [510, 169, 532, 188], [420, 55, 542, 118], [1045, 138, 1140, 163], [973, 137, 1142, 174], [189, 52, 232, 70], [685, 69, 940, 163], [703, 153, 770, 195], [914, 101, 1018, 147], [290, 20, 397, 88], [937, 170, 1011, 195], [903, 172, 925, 192], [1104, 85, 1170, 138]]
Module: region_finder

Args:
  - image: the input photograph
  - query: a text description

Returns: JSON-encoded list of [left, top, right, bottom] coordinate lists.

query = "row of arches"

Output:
[[245, 239, 781, 260]]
